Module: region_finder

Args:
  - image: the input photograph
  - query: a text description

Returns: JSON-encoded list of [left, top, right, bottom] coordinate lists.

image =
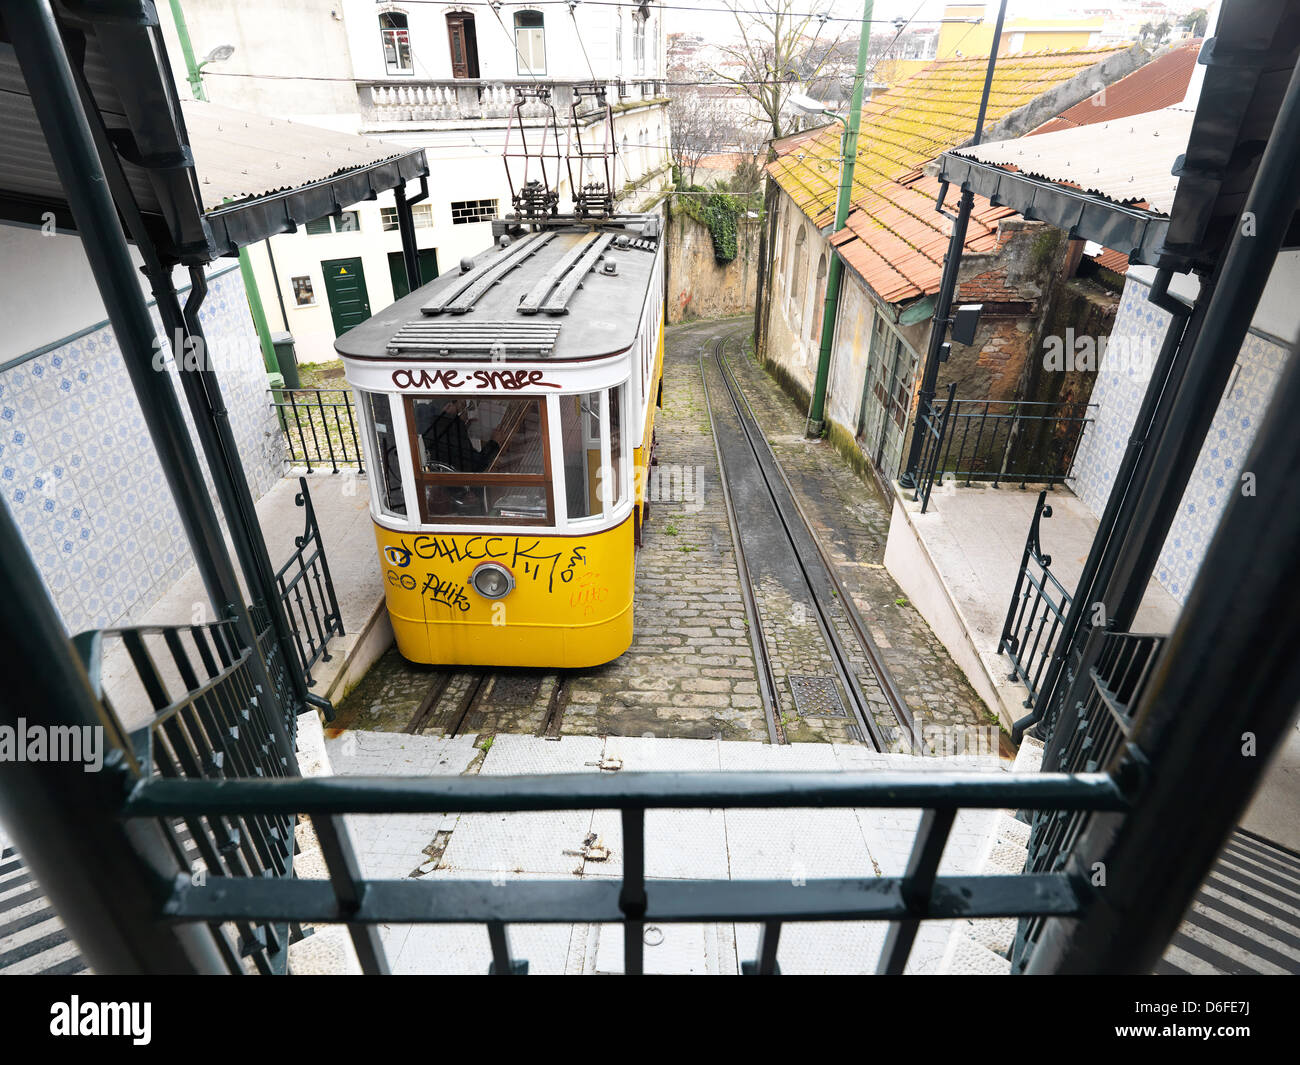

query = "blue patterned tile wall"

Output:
[[0, 265, 285, 635], [1069, 275, 1290, 605]]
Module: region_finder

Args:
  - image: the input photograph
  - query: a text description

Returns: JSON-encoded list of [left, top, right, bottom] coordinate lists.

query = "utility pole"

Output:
[[805, 0, 873, 438], [167, 0, 281, 378], [899, 0, 1008, 487]]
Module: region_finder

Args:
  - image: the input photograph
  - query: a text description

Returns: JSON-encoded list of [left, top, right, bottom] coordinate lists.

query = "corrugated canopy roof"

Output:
[[767, 46, 1135, 304], [950, 107, 1195, 216], [0, 5, 427, 264], [184, 102, 423, 212]]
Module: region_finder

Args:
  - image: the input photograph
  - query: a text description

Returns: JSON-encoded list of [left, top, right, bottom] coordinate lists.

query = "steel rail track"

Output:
[[715, 338, 922, 753], [704, 334, 916, 751]]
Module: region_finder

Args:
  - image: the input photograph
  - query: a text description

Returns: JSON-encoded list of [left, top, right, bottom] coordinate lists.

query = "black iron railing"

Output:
[[998, 490, 1074, 706], [76, 619, 301, 975], [913, 384, 1093, 514], [1010, 630, 1165, 971], [271, 388, 365, 475], [275, 477, 344, 686], [123, 768, 1128, 976]]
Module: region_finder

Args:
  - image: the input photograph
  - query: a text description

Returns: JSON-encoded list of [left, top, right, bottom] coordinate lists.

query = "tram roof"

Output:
[[336, 216, 662, 365]]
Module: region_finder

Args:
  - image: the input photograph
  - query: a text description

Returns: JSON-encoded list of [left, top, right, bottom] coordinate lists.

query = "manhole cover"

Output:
[[788, 675, 847, 717], [489, 674, 543, 707]]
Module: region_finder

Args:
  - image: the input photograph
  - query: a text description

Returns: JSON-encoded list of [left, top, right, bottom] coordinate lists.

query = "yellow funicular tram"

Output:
[[338, 81, 664, 668]]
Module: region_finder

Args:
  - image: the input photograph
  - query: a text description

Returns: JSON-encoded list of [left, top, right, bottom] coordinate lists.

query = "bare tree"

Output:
[[711, 1, 851, 150], [668, 81, 739, 186]]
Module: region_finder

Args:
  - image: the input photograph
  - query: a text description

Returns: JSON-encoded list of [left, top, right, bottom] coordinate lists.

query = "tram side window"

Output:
[[560, 392, 603, 520], [606, 384, 625, 508], [408, 395, 551, 523], [363, 392, 407, 517]]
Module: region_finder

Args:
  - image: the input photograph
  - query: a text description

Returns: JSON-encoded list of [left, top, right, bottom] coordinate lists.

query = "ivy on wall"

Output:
[[672, 188, 753, 265]]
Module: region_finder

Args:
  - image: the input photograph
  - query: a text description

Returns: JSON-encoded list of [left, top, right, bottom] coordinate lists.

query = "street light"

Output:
[[199, 44, 235, 69]]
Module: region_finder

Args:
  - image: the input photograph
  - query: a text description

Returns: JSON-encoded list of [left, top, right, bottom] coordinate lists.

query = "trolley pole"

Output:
[[805, 0, 873, 439]]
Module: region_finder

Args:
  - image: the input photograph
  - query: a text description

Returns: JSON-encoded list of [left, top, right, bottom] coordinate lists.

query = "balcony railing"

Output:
[[74, 611, 1132, 976], [998, 490, 1074, 706], [271, 388, 365, 475], [912, 384, 1093, 514], [358, 78, 666, 125], [76, 618, 302, 974], [1010, 630, 1165, 971]]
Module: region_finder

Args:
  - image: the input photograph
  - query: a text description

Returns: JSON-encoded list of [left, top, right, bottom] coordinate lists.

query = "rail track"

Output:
[[701, 334, 918, 751], [403, 669, 567, 738]]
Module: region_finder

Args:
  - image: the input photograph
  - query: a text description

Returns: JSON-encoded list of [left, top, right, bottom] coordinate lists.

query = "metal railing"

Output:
[[123, 768, 1128, 975], [998, 490, 1075, 706], [271, 388, 365, 475], [913, 384, 1093, 513], [77, 619, 301, 975], [1010, 630, 1165, 971], [274, 477, 344, 687]]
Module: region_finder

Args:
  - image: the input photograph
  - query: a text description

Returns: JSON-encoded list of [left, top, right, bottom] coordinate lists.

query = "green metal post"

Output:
[[239, 245, 281, 374], [167, 0, 206, 102], [806, 0, 873, 438], [170, 0, 280, 375]]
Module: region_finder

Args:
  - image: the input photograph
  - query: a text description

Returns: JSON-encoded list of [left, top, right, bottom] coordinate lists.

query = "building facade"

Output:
[[159, 1, 672, 363]]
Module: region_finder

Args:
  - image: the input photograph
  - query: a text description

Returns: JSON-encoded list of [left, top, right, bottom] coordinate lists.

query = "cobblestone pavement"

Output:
[[333, 318, 994, 746]]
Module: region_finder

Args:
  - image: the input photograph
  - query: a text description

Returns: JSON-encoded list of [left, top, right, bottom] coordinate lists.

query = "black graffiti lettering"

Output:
[[386, 569, 417, 591], [470, 368, 561, 390], [427, 575, 471, 612]]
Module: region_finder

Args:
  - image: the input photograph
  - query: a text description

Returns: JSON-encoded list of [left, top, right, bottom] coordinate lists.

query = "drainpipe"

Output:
[[169, 0, 281, 376], [899, 0, 1008, 487], [805, 0, 873, 439]]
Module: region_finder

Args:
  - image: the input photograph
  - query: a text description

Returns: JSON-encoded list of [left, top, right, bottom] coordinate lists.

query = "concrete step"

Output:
[[938, 930, 1012, 975]]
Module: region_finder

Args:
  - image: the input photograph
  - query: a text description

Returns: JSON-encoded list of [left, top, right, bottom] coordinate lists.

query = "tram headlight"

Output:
[[470, 562, 514, 600]]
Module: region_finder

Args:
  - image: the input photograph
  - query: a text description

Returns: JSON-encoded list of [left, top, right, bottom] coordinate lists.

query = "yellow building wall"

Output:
[[937, 8, 1103, 59]]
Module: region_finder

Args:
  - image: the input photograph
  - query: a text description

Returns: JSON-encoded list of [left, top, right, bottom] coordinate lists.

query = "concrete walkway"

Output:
[[316, 730, 1006, 975], [885, 482, 1179, 730]]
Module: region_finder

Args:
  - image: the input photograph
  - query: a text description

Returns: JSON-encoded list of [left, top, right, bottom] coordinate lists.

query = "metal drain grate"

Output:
[[788, 675, 847, 717]]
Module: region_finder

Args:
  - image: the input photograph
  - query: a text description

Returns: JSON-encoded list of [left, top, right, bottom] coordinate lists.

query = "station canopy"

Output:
[[0, 1, 428, 264]]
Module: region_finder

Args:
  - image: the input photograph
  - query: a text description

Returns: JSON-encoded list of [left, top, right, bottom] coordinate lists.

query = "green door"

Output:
[[387, 249, 440, 300], [322, 257, 371, 336]]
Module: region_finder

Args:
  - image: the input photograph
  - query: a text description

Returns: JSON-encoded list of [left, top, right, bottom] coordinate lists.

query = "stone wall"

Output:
[[666, 203, 760, 324]]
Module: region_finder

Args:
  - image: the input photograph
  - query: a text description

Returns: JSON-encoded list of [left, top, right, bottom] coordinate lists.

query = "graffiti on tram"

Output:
[[382, 534, 590, 612]]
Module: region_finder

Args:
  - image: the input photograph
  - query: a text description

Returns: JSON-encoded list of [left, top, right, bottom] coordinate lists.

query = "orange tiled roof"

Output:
[[768, 46, 1130, 304], [1030, 40, 1199, 135]]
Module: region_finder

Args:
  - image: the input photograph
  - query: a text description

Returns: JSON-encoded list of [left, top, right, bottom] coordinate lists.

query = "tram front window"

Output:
[[408, 395, 551, 523]]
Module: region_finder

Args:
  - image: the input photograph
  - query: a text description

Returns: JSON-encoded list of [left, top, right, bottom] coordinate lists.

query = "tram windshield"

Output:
[[358, 386, 629, 528], [407, 394, 550, 523]]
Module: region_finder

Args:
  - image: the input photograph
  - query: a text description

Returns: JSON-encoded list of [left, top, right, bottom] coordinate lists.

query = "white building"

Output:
[[158, 2, 672, 363]]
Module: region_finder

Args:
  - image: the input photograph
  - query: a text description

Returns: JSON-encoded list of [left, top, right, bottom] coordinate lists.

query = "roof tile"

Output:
[[769, 46, 1128, 302]]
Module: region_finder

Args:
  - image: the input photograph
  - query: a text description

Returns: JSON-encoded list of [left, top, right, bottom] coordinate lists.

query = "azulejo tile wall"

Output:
[[0, 265, 284, 634], [1069, 275, 1289, 605]]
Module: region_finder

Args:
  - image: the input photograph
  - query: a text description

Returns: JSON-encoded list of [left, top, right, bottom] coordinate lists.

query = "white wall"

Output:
[[156, 0, 359, 123], [0, 223, 283, 634], [342, 0, 662, 82]]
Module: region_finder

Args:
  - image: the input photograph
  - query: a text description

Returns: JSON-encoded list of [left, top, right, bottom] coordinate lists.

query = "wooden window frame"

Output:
[[404, 394, 556, 527]]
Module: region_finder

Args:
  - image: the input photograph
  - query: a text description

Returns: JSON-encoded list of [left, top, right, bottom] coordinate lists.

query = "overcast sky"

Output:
[[661, 1, 1197, 43]]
